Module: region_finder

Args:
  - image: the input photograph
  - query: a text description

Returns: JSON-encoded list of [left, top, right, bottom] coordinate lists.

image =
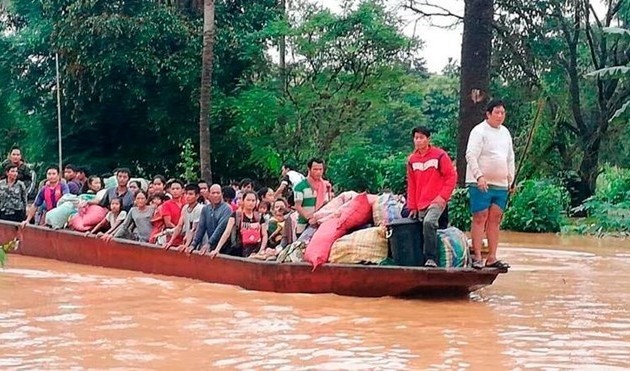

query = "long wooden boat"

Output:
[[0, 221, 507, 298]]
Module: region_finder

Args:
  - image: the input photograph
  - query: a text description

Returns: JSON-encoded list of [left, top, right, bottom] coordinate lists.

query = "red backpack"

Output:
[[232, 211, 262, 247]]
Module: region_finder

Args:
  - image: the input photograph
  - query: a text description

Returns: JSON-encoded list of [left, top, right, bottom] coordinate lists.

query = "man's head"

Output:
[[168, 179, 184, 199], [63, 164, 78, 181], [485, 99, 506, 128], [411, 126, 431, 152], [116, 168, 131, 188], [184, 183, 200, 205], [198, 180, 209, 200], [307, 158, 325, 180], [8, 146, 22, 164], [281, 162, 296, 177], [222, 185, 235, 203], [46, 165, 60, 184], [240, 178, 253, 192], [209, 184, 223, 205], [76, 166, 88, 182], [5, 163, 18, 178]]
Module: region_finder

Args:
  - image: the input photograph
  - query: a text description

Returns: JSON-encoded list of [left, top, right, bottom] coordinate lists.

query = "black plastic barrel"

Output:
[[386, 218, 424, 266]]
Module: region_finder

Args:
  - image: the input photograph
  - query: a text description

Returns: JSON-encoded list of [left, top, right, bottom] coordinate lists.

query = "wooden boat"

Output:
[[0, 221, 507, 298]]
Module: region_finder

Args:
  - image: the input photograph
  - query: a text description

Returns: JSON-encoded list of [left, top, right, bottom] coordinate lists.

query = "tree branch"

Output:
[[403, 1, 463, 21]]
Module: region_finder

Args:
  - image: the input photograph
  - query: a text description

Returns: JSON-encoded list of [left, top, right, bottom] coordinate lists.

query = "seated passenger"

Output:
[[21, 165, 69, 227], [86, 197, 127, 240], [163, 184, 204, 251], [266, 199, 287, 249], [105, 190, 154, 243], [209, 191, 268, 259], [63, 164, 83, 195], [187, 184, 231, 254], [97, 168, 134, 212], [128, 180, 141, 196]]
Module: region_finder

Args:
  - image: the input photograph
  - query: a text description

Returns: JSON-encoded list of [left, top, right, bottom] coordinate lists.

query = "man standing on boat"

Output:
[[97, 168, 135, 212], [293, 158, 332, 236], [465, 99, 514, 270], [406, 127, 457, 268], [188, 184, 232, 255]]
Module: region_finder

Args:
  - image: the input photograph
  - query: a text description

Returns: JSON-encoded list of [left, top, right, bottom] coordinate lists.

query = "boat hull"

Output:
[[0, 221, 506, 298]]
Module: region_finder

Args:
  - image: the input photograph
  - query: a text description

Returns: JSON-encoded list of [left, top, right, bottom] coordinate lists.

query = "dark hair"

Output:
[[129, 180, 142, 189], [10, 145, 20, 152], [149, 192, 168, 203], [282, 162, 296, 171], [134, 189, 148, 199], [76, 166, 88, 175], [64, 163, 78, 172], [117, 167, 132, 177], [257, 187, 271, 200], [167, 178, 184, 189], [184, 183, 200, 194], [242, 190, 258, 201], [88, 175, 101, 185], [486, 99, 505, 114], [152, 175, 166, 185], [4, 163, 18, 173], [230, 180, 240, 187], [307, 158, 324, 169], [197, 179, 209, 186], [258, 200, 271, 212], [411, 126, 431, 138], [45, 165, 60, 173], [109, 197, 122, 206], [240, 178, 253, 188], [222, 185, 236, 201]]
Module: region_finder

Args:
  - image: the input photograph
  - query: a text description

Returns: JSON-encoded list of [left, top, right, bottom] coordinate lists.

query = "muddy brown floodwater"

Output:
[[1, 232, 630, 370]]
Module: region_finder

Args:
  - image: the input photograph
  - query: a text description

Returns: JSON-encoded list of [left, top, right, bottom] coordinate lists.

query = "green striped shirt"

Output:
[[294, 179, 318, 234]]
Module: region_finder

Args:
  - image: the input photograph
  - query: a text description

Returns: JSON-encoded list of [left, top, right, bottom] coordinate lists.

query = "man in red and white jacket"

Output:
[[406, 126, 457, 267]]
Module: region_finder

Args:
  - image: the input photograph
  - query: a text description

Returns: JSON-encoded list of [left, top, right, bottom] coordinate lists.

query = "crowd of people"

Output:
[[0, 99, 514, 268], [0, 150, 330, 260]]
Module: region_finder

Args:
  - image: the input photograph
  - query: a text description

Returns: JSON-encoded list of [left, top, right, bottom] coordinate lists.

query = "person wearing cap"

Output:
[[406, 126, 457, 268]]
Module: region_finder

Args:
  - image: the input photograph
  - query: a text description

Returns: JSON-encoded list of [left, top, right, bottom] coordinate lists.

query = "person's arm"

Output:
[[406, 158, 417, 215], [60, 183, 70, 195], [21, 189, 43, 227], [88, 216, 108, 235], [259, 221, 268, 251], [437, 152, 457, 204], [20, 182, 27, 210], [465, 127, 484, 181], [183, 206, 202, 248], [112, 210, 134, 239], [273, 179, 289, 198], [165, 211, 185, 249], [207, 217, 235, 258], [207, 206, 231, 247], [507, 132, 516, 186], [293, 186, 310, 220], [190, 207, 208, 251], [103, 212, 127, 237]]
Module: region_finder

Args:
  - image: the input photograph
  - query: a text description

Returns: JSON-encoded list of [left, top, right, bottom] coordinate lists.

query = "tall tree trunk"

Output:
[[456, 0, 493, 186], [279, 0, 287, 94], [199, 0, 216, 182]]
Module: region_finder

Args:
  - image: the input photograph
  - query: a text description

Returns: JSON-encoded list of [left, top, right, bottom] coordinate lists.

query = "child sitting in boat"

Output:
[[105, 191, 154, 243], [86, 197, 127, 240]]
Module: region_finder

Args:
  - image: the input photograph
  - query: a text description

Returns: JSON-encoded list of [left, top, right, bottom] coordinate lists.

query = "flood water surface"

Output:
[[1, 232, 630, 369]]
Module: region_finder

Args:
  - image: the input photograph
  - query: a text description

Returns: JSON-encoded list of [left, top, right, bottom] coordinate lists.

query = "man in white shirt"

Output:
[[465, 99, 514, 270]]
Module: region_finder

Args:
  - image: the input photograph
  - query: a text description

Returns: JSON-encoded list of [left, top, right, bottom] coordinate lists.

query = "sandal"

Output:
[[485, 260, 510, 269], [471, 259, 484, 270]]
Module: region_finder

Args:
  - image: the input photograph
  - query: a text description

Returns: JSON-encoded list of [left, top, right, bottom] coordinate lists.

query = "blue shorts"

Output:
[[468, 185, 508, 214]]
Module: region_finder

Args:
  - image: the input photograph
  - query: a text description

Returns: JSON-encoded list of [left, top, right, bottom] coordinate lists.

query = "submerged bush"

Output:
[[448, 188, 471, 231], [503, 179, 570, 232]]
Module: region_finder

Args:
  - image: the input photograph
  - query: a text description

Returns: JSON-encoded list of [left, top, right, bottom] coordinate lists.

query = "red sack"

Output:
[[338, 192, 373, 230], [69, 205, 108, 232], [304, 219, 341, 268], [304, 192, 373, 268]]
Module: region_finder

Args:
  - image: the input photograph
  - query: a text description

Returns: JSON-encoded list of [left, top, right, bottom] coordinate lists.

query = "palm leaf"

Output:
[[586, 66, 630, 78], [602, 27, 630, 37]]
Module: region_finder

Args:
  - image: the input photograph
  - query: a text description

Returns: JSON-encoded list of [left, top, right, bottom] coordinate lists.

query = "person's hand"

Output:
[[84, 231, 91, 237], [208, 249, 219, 259], [433, 195, 446, 207], [184, 245, 195, 254], [19, 221, 28, 229], [509, 184, 516, 195], [308, 216, 318, 226], [102, 234, 113, 242], [197, 244, 209, 255], [408, 210, 418, 219], [477, 176, 489, 192], [163, 241, 172, 250]]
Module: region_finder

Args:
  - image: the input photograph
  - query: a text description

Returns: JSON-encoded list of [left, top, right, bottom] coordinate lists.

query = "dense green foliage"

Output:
[[502, 180, 570, 233]]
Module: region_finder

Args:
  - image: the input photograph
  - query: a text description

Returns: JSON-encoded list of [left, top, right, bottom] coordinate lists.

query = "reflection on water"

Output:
[[1, 232, 630, 369]]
